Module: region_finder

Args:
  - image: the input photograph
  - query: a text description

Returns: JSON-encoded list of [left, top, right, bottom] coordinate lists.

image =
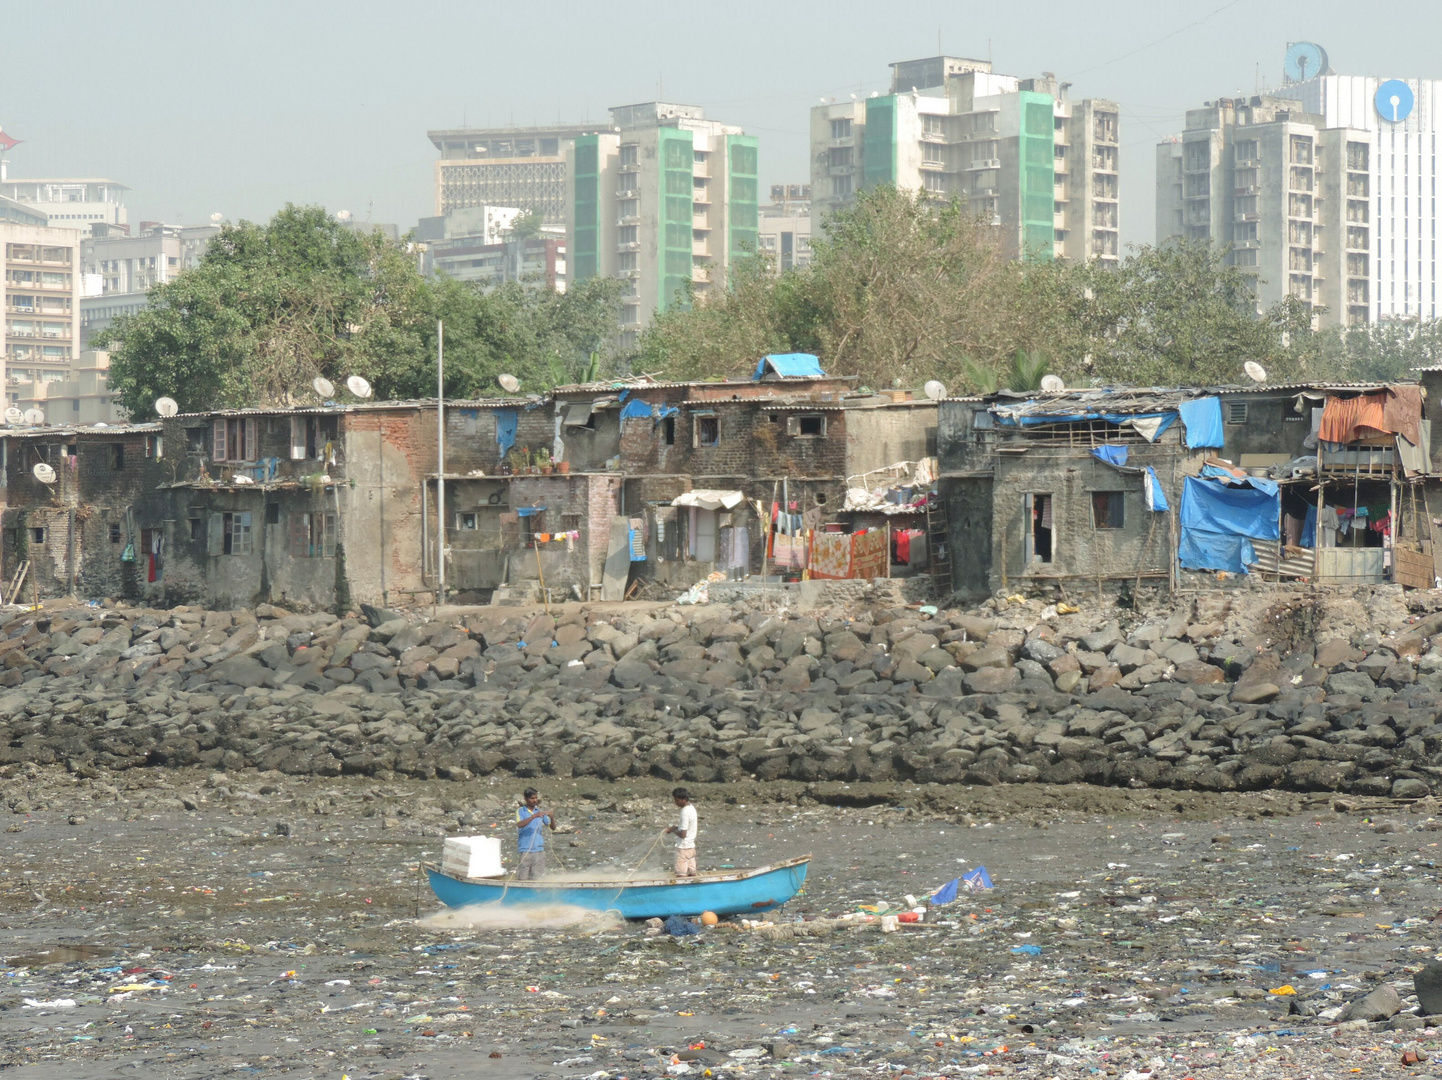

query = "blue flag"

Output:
[[930, 878, 960, 906], [963, 865, 994, 890]]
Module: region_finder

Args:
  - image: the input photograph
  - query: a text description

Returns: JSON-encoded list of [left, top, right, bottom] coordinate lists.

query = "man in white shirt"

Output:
[[665, 787, 698, 877]]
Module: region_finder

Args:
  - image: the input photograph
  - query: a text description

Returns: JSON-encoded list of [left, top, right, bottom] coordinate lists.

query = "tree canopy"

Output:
[[97, 205, 621, 418], [635, 184, 1426, 393]]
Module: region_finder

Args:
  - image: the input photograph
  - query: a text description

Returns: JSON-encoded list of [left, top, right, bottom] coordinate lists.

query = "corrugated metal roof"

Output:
[[1215, 381, 1402, 394], [3, 422, 162, 438], [177, 397, 532, 420]]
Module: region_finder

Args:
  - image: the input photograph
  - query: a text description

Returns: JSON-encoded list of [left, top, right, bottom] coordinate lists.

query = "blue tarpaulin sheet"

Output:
[[1179, 396, 1225, 449], [1178, 475, 1280, 574], [994, 410, 1178, 439], [753, 353, 825, 380], [620, 398, 653, 419], [1091, 444, 1129, 466], [1199, 464, 1278, 496], [495, 408, 518, 456]]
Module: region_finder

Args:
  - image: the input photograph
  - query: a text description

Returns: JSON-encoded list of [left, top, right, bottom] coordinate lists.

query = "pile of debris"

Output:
[[0, 586, 1437, 795]]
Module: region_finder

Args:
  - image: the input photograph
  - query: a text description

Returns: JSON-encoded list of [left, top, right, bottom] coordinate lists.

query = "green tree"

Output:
[[1065, 241, 1314, 386], [637, 186, 1056, 389], [96, 204, 620, 415]]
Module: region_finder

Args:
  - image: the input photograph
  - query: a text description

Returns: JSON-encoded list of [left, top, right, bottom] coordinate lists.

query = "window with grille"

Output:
[[830, 118, 852, 139], [1227, 402, 1248, 424], [289, 511, 336, 557], [694, 415, 719, 447]]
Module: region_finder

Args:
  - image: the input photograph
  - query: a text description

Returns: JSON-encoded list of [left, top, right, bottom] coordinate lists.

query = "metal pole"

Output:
[[437, 320, 445, 607]]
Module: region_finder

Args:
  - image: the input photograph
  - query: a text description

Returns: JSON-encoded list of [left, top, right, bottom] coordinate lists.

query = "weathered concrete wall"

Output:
[[988, 443, 1196, 592], [1218, 391, 1312, 462], [843, 404, 937, 477], [940, 476, 992, 597]]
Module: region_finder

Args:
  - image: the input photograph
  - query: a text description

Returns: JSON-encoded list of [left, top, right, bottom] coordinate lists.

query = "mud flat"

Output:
[[0, 768, 1439, 1078]]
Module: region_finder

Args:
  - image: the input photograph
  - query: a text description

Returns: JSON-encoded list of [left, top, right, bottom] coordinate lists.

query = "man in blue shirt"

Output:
[[515, 787, 553, 880]]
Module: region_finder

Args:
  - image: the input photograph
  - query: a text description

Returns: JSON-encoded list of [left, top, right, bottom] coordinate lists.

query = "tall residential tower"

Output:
[[1157, 44, 1442, 327], [567, 103, 758, 348], [810, 56, 1120, 264]]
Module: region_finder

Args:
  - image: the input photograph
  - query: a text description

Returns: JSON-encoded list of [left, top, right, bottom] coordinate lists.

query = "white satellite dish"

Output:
[[1244, 361, 1268, 383], [32, 463, 55, 484], [922, 379, 947, 401], [2, 408, 21, 426], [498, 373, 520, 394], [1040, 374, 1066, 392], [346, 375, 373, 399], [154, 396, 179, 417], [22, 409, 45, 426], [312, 376, 335, 399], [336, 209, 352, 222]]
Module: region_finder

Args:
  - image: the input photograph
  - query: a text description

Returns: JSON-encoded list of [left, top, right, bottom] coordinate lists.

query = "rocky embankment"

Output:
[[0, 588, 1439, 796]]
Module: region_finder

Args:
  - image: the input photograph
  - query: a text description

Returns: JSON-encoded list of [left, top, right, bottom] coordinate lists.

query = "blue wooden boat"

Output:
[[425, 855, 809, 920]]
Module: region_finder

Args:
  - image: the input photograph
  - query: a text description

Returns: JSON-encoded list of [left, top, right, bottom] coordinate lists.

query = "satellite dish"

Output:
[[93, 422, 107, 428], [154, 396, 178, 417], [1040, 374, 1066, 392], [498, 373, 520, 394], [345, 375, 373, 399], [922, 380, 947, 401], [1244, 361, 1268, 383], [2, 408, 21, 426], [1283, 42, 1328, 84], [312, 376, 335, 398], [22, 409, 45, 426], [336, 209, 352, 222], [32, 463, 55, 484], [209, 212, 223, 224]]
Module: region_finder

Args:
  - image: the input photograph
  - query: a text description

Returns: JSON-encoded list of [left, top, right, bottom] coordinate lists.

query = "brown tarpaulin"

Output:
[[1317, 385, 1423, 446]]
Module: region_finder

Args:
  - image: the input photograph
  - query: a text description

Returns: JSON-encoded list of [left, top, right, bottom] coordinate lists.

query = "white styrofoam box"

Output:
[[442, 835, 503, 878]]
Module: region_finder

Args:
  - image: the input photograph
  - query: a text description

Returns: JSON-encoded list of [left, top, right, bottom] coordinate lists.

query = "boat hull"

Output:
[[426, 857, 809, 920]]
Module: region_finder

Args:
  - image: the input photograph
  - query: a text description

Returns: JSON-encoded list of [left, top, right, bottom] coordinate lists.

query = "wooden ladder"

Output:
[[924, 500, 953, 600], [4, 561, 29, 606]]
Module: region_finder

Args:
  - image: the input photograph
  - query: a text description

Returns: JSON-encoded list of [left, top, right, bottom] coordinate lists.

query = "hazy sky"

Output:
[[4, 0, 1441, 249]]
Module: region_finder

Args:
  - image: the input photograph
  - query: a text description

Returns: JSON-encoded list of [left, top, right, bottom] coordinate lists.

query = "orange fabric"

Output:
[[1317, 385, 1422, 447]]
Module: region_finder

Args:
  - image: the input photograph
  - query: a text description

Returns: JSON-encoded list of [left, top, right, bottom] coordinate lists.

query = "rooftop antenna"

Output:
[[312, 376, 335, 399], [1244, 361, 1268, 383], [923, 380, 947, 401], [154, 396, 178, 417], [345, 375, 373, 399], [22, 409, 45, 426], [32, 462, 55, 485]]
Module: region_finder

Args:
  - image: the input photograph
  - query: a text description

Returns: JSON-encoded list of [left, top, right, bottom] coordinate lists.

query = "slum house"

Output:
[[0, 423, 166, 602], [545, 357, 939, 596], [937, 388, 1215, 598], [135, 399, 542, 610], [937, 381, 1435, 598], [1208, 381, 1433, 586]]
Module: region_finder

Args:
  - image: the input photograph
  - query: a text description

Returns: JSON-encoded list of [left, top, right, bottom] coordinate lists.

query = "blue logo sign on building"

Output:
[[1376, 80, 1415, 123]]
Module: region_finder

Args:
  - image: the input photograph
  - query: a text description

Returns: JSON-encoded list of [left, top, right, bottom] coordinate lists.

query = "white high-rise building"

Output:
[[1293, 71, 1441, 322], [0, 179, 128, 238]]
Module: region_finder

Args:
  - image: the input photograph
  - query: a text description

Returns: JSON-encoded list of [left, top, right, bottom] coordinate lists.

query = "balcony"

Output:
[[966, 158, 1000, 171], [616, 241, 641, 252], [1234, 186, 1260, 196], [919, 159, 946, 172]]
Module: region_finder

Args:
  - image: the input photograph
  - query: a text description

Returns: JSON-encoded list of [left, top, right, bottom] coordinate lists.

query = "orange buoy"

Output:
[[700, 911, 719, 926]]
